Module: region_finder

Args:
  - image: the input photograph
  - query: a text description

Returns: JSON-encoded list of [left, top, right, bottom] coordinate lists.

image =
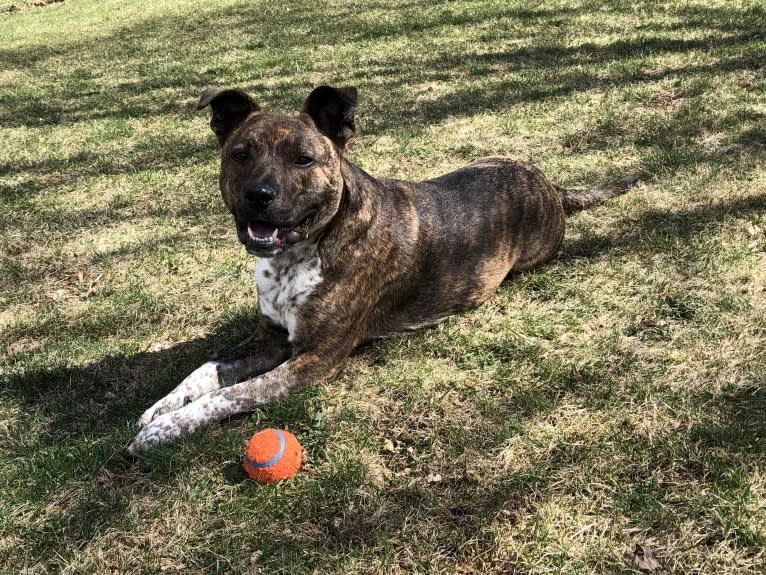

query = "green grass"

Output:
[[1, 0, 765, 573]]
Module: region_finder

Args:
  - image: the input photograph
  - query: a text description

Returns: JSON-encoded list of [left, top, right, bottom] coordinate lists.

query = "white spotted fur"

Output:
[[254, 241, 323, 341], [130, 391, 243, 451], [129, 243, 322, 454], [137, 360, 224, 426]]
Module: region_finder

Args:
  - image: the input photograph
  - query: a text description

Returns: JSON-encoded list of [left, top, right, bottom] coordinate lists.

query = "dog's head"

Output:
[[197, 85, 357, 257]]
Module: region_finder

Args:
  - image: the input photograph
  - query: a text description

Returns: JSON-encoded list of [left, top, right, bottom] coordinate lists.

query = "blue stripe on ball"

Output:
[[244, 429, 286, 469]]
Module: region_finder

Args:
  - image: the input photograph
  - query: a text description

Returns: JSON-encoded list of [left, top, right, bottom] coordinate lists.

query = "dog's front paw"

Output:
[[126, 412, 187, 455], [137, 396, 186, 429], [137, 362, 221, 428], [137, 401, 176, 430]]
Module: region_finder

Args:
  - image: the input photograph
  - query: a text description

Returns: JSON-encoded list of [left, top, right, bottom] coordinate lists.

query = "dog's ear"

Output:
[[301, 86, 358, 150], [196, 88, 260, 145]]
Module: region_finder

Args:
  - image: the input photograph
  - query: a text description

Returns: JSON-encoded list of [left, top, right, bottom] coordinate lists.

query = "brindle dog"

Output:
[[126, 86, 637, 454]]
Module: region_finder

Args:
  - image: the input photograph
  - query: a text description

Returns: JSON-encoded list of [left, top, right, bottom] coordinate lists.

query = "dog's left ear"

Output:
[[301, 86, 358, 150], [196, 87, 260, 145]]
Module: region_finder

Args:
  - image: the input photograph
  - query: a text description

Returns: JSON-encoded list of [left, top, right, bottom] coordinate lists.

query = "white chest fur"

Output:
[[254, 241, 323, 341]]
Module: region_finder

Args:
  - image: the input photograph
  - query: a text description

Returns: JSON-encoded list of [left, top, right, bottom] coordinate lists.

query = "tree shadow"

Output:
[[688, 382, 766, 455], [215, 345, 766, 572], [562, 192, 766, 264], [2, 1, 763, 131], [3, 1, 766, 570], [0, 131, 215, 206], [3, 308, 260, 439], [4, 189, 763, 570]]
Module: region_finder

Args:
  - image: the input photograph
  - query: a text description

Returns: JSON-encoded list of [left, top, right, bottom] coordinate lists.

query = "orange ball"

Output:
[[243, 428, 302, 484]]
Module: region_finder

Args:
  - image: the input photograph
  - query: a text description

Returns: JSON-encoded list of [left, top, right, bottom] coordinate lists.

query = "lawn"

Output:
[[1, 0, 765, 573]]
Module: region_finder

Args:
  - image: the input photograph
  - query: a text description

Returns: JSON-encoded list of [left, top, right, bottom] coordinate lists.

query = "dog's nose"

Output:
[[243, 184, 276, 206]]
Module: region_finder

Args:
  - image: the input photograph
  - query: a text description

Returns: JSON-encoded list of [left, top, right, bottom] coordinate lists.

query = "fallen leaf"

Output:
[[394, 467, 412, 477], [632, 543, 661, 571]]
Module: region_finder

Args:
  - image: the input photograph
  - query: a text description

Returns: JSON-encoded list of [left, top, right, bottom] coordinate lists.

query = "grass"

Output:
[[1, 0, 765, 572]]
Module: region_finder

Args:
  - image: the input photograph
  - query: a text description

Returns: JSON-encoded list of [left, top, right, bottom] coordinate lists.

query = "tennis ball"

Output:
[[243, 428, 302, 484]]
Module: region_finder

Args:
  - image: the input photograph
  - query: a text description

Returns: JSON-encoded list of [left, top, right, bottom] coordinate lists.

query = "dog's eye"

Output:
[[231, 149, 249, 163], [295, 155, 315, 167]]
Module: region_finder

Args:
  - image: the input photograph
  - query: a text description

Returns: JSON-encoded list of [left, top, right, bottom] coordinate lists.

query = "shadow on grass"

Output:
[[4, 277, 765, 570], [3, 309, 258, 438], [2, 0, 763, 245], [1, 1, 763, 130], [3, 1, 766, 570], [0, 133, 214, 206], [227, 361, 766, 571], [1, 316, 242, 564], [689, 383, 766, 455], [563, 192, 766, 263]]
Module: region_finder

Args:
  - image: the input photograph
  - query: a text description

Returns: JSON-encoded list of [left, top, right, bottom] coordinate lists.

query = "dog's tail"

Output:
[[556, 175, 639, 215]]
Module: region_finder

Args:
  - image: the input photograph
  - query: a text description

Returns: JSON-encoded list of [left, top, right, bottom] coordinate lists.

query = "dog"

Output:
[[126, 85, 638, 454]]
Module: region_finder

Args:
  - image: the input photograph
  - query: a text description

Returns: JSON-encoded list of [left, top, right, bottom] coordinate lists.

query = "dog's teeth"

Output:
[[272, 228, 279, 238], [248, 227, 256, 241]]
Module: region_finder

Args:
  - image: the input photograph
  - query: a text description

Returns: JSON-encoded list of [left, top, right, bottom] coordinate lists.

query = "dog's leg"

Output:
[[136, 320, 290, 428], [126, 350, 344, 454]]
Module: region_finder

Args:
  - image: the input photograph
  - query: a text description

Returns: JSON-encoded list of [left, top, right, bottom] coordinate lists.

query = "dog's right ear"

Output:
[[196, 88, 260, 145]]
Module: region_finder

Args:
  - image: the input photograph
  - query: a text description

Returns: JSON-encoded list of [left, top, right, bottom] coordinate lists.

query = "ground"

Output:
[[1, 0, 765, 573]]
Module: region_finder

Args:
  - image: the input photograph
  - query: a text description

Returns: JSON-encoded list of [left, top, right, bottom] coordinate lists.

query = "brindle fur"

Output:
[[126, 86, 637, 454]]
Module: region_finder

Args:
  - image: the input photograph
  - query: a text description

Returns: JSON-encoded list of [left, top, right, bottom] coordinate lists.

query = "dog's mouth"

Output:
[[241, 211, 316, 255]]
